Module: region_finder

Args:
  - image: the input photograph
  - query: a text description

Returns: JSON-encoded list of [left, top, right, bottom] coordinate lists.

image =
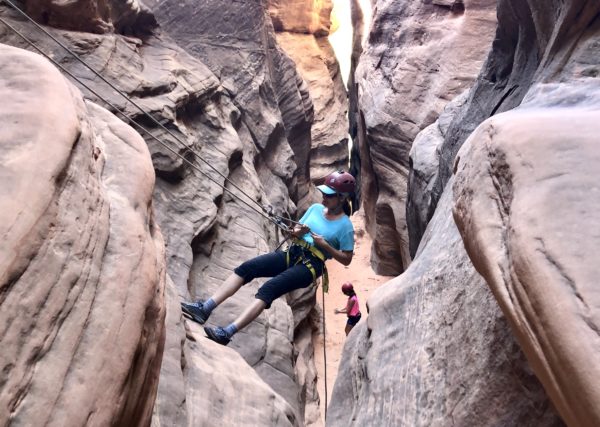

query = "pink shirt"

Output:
[[348, 295, 360, 316]]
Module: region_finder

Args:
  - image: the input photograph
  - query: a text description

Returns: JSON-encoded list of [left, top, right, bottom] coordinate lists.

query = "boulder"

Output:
[[453, 104, 600, 427], [0, 44, 166, 426]]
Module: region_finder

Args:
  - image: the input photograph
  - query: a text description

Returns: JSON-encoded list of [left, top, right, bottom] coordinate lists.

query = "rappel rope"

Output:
[[322, 285, 329, 421], [0, 14, 283, 232], [0, 0, 304, 234], [0, 8, 333, 415]]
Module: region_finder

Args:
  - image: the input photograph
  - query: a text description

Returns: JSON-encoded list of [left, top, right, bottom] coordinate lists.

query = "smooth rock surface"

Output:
[[434, 0, 600, 216], [182, 319, 298, 426], [453, 106, 600, 427], [275, 32, 349, 183], [407, 91, 468, 257], [353, 0, 497, 275], [0, 44, 166, 426], [1, 0, 323, 423], [268, 0, 332, 36]]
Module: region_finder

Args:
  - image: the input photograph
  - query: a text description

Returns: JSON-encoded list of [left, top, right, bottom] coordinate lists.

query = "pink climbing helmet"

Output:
[[341, 282, 354, 294], [317, 170, 356, 195]]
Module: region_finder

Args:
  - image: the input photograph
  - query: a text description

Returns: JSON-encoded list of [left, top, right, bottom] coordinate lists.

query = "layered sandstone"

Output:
[[0, 44, 166, 426], [23, 0, 156, 34], [270, 0, 349, 185], [6, 0, 597, 426], [434, 0, 600, 214], [330, 2, 600, 419], [1, 0, 322, 425], [407, 90, 468, 255], [268, 0, 331, 36], [275, 33, 349, 184], [415, 0, 600, 425], [354, 0, 497, 274], [146, 1, 322, 423], [347, 0, 368, 203]]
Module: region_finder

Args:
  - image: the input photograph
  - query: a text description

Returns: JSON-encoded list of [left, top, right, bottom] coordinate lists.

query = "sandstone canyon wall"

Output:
[[327, 178, 564, 426], [269, 1, 350, 184], [454, 106, 600, 427], [451, 2, 600, 424], [347, 0, 367, 205], [0, 0, 346, 425], [352, 0, 498, 275], [2, 0, 598, 425], [331, 0, 599, 426], [0, 43, 166, 426]]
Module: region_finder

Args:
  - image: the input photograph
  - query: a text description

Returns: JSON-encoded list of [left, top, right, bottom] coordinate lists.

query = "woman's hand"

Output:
[[311, 233, 327, 247], [292, 224, 310, 238], [334, 308, 340, 314], [311, 232, 353, 266]]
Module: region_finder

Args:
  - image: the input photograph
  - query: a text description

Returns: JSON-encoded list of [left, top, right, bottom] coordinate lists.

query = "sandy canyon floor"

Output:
[[313, 211, 394, 420]]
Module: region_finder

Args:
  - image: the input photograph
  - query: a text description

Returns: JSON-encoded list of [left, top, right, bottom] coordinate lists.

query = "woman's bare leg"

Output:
[[345, 324, 353, 336], [211, 273, 245, 305], [232, 299, 267, 331]]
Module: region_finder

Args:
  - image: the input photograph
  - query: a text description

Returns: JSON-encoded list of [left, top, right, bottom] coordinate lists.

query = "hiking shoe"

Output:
[[181, 300, 210, 324], [204, 326, 231, 346]]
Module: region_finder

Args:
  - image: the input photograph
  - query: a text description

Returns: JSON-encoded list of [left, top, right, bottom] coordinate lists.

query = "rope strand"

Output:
[[322, 285, 328, 421], [0, 15, 292, 233], [0, 0, 303, 229]]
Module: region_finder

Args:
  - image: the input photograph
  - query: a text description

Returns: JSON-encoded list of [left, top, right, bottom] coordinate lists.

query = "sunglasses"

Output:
[[322, 193, 338, 199]]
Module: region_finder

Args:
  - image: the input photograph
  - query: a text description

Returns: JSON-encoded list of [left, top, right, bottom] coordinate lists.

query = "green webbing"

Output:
[[285, 242, 329, 292]]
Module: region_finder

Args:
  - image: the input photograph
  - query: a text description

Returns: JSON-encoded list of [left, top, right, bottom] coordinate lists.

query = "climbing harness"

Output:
[[285, 238, 329, 293]]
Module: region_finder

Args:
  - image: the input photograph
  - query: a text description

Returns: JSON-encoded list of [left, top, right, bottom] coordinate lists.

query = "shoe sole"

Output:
[[204, 326, 230, 346], [180, 304, 208, 325]]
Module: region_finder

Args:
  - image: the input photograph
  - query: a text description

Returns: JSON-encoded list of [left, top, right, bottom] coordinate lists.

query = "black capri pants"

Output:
[[347, 313, 362, 326], [234, 246, 325, 309]]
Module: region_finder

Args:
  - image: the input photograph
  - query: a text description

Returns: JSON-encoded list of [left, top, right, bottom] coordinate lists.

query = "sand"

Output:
[[313, 210, 394, 421]]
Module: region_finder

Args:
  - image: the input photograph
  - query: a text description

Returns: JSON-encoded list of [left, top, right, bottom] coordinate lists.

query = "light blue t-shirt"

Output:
[[299, 204, 354, 258]]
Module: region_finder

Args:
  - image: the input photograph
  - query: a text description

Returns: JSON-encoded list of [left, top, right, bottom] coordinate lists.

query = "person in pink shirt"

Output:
[[334, 282, 361, 335]]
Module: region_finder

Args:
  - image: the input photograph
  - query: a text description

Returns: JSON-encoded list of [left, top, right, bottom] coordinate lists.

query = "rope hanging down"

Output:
[[322, 285, 329, 421], [0, 0, 303, 233]]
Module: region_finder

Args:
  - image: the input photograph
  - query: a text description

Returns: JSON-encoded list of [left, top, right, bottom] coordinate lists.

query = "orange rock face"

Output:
[[268, 0, 332, 36]]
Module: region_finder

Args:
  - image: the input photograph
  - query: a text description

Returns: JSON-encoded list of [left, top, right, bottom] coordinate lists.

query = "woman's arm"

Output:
[[335, 298, 355, 314], [311, 233, 353, 265], [345, 298, 355, 313]]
